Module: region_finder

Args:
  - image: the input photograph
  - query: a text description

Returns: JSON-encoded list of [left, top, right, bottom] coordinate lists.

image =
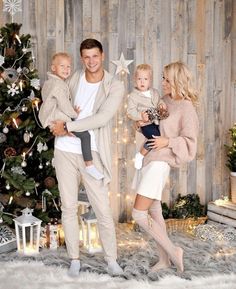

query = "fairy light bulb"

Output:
[[21, 152, 27, 168], [8, 196, 13, 205], [19, 80, 23, 91], [12, 118, 18, 128], [15, 34, 21, 44]]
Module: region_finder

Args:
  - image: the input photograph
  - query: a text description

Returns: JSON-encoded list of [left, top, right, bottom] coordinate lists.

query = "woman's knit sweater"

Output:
[[143, 94, 199, 168]]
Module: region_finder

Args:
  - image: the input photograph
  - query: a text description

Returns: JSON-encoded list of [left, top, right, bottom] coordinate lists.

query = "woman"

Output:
[[132, 61, 199, 273]]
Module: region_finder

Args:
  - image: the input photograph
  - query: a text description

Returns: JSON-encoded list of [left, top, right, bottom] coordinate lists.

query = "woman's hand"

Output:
[[147, 135, 169, 150]]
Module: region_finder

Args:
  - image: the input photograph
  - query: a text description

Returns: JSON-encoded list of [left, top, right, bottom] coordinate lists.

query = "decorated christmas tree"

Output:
[[0, 23, 60, 224], [226, 123, 236, 172]]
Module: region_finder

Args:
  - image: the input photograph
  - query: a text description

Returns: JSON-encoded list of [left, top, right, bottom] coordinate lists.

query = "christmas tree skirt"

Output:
[[0, 223, 236, 288]]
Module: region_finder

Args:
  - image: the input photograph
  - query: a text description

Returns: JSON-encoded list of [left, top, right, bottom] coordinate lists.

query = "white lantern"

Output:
[[80, 207, 102, 254], [13, 207, 42, 255], [78, 186, 90, 214]]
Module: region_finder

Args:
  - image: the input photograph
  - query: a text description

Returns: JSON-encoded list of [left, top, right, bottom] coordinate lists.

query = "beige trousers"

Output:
[[54, 148, 117, 262]]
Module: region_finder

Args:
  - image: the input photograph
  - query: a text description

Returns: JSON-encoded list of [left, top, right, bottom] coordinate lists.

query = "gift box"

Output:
[[0, 224, 17, 253]]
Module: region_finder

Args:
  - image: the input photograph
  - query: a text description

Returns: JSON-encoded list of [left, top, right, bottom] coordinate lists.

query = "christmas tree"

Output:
[[226, 123, 236, 172], [0, 23, 60, 224]]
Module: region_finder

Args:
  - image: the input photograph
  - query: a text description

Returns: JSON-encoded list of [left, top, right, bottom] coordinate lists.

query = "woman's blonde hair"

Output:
[[164, 61, 198, 105]]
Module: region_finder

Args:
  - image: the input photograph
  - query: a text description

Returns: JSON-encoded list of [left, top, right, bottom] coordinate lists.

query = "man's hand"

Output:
[[50, 120, 67, 136]]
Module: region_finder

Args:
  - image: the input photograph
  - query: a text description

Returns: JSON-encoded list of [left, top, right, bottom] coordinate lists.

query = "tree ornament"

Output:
[[5, 183, 10, 190], [3, 0, 22, 22], [22, 67, 29, 74], [11, 166, 25, 175], [0, 133, 7, 143], [2, 68, 18, 83], [4, 47, 16, 57], [44, 177, 56, 189], [0, 55, 5, 66], [23, 131, 30, 143], [43, 143, 48, 151], [25, 191, 30, 196], [21, 160, 27, 167], [7, 83, 19, 96], [3, 127, 9, 134], [37, 142, 44, 153], [16, 67, 22, 73], [21, 104, 28, 112], [39, 163, 43, 169], [4, 147, 16, 157], [30, 78, 40, 90], [46, 161, 50, 166]]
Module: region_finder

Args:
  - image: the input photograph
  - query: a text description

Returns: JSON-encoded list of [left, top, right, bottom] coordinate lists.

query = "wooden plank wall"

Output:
[[1, 0, 235, 222]]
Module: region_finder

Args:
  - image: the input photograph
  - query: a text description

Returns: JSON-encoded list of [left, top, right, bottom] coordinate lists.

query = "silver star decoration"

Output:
[[3, 0, 22, 22], [112, 53, 133, 75]]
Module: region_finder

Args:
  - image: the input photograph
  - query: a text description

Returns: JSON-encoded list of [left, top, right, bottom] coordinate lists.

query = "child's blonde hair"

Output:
[[163, 61, 198, 105], [51, 52, 71, 65], [134, 64, 153, 79]]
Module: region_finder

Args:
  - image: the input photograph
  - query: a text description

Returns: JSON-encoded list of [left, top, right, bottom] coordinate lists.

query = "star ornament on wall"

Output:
[[112, 53, 133, 75]]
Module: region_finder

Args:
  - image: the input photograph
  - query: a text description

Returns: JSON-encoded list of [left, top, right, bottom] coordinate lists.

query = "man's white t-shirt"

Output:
[[55, 73, 101, 154]]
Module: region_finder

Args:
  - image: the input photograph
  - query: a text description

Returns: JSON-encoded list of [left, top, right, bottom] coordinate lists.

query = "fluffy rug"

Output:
[[1, 261, 236, 289], [1, 223, 236, 289]]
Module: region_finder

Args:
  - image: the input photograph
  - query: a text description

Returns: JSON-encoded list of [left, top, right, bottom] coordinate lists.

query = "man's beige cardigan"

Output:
[[66, 70, 125, 184]]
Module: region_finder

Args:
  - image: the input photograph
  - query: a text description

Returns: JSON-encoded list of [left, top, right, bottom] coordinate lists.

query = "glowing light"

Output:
[[19, 80, 23, 91], [15, 34, 21, 44], [8, 196, 13, 204], [32, 98, 40, 111], [12, 117, 18, 128]]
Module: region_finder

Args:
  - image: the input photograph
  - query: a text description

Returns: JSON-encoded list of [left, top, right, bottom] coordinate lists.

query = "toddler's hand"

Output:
[[74, 106, 81, 114], [157, 103, 169, 120], [141, 111, 149, 122]]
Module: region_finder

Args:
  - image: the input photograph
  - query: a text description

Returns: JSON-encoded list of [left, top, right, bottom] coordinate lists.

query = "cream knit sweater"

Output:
[[143, 94, 199, 168]]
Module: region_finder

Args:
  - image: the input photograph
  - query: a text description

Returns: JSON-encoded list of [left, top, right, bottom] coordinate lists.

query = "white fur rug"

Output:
[[0, 261, 236, 289], [1, 223, 236, 288]]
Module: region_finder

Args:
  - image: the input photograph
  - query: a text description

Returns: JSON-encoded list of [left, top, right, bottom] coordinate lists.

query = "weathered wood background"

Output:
[[1, 0, 236, 222]]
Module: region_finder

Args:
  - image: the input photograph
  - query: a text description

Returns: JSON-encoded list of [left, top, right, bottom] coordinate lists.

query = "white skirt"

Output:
[[135, 161, 170, 200]]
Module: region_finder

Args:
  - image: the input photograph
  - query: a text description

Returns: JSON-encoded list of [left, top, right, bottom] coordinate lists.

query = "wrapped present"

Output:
[[0, 225, 17, 253], [48, 223, 58, 249], [46, 219, 64, 249]]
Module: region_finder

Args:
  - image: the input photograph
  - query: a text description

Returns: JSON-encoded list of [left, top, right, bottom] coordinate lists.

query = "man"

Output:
[[49, 39, 124, 277]]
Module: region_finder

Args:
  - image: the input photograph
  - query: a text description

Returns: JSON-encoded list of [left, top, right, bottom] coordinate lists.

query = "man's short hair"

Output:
[[80, 39, 103, 55]]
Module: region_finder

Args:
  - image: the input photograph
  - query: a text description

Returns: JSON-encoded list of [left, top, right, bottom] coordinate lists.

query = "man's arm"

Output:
[[51, 79, 125, 136]]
